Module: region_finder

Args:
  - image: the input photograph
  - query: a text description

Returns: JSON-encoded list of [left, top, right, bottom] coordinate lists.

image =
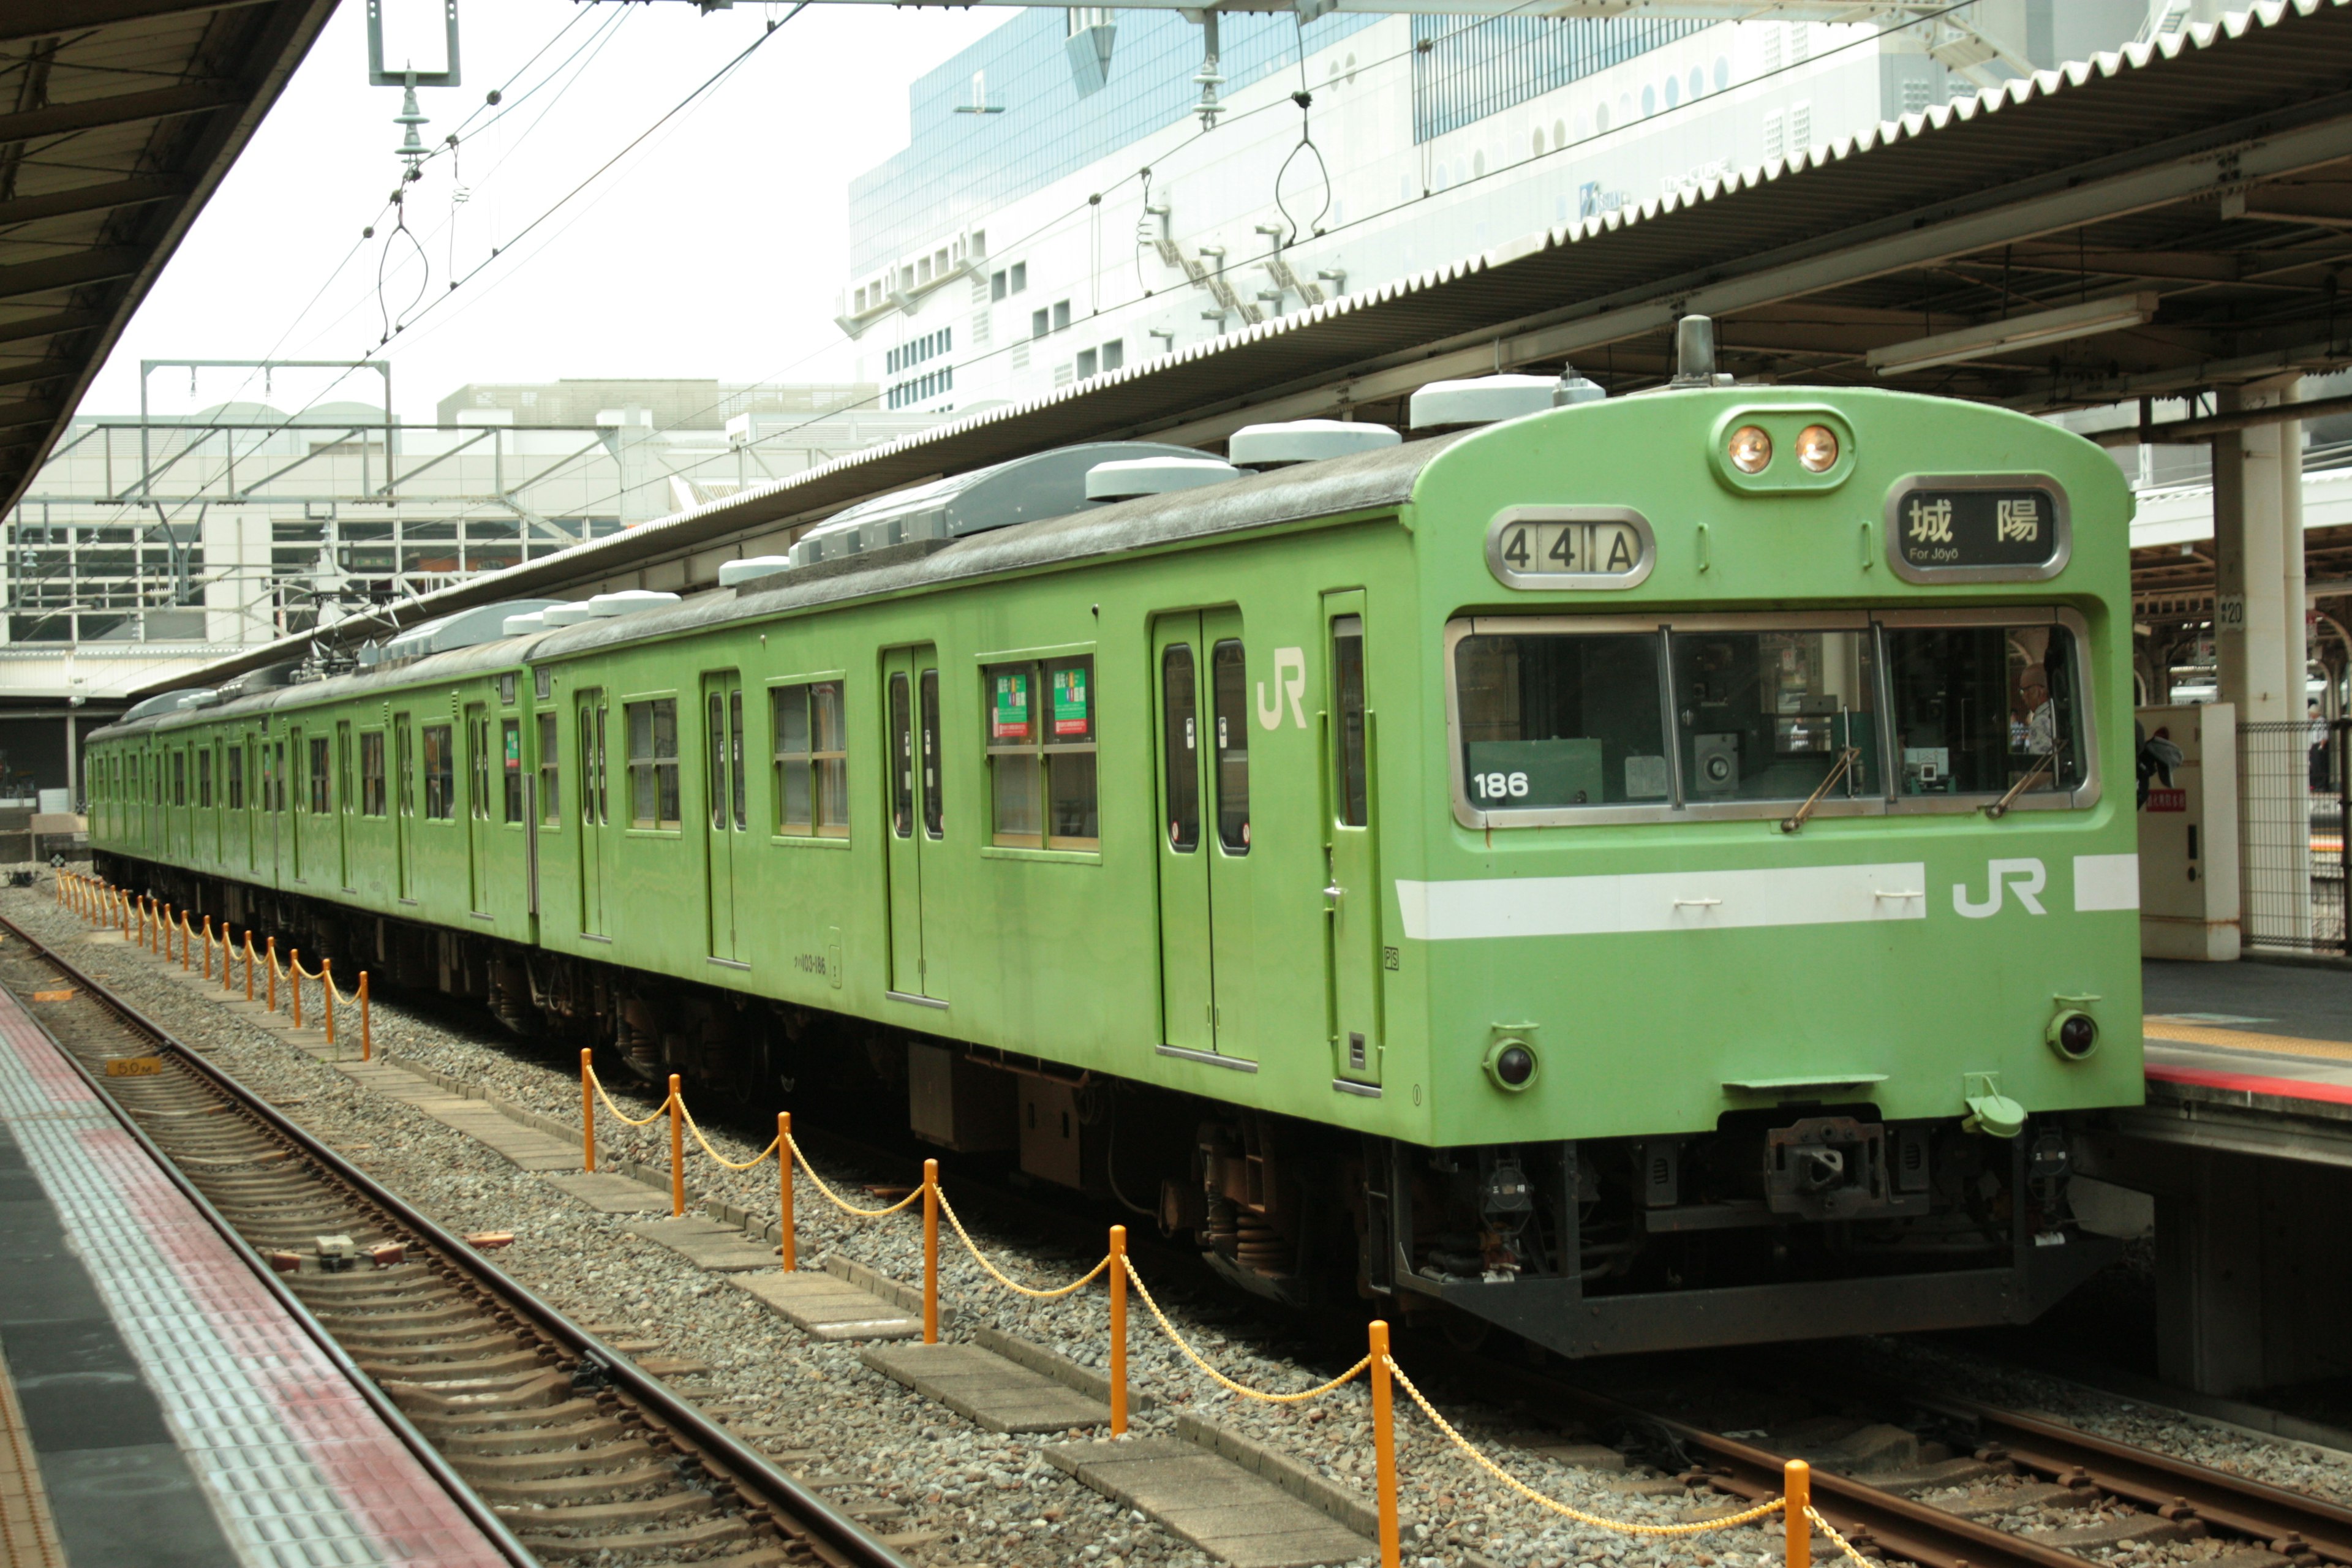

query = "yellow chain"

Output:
[[782, 1134, 922, 1217], [680, 1101, 780, 1170], [935, 1186, 1110, 1299], [1384, 1358, 1787, 1537], [1807, 1506, 1876, 1567], [1121, 1256, 1369, 1402], [585, 1064, 674, 1128]]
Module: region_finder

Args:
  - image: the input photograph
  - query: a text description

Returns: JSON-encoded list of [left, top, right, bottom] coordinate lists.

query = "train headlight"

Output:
[[1727, 424, 1772, 474], [1795, 424, 1839, 472], [2046, 1010, 2100, 1061], [1483, 1038, 1539, 1092]]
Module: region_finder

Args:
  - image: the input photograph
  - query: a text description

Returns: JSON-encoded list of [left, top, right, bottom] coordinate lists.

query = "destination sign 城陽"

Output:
[[1893, 486, 2062, 574]]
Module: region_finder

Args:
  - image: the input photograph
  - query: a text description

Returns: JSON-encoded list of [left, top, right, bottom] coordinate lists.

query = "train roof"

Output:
[[89, 430, 1462, 744]]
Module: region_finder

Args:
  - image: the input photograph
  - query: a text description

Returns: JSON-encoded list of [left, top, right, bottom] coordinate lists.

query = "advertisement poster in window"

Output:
[[1052, 666, 1089, 736], [992, 671, 1031, 741]]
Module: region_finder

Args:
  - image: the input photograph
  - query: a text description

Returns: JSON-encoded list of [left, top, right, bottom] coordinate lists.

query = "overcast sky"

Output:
[[83, 0, 1005, 423]]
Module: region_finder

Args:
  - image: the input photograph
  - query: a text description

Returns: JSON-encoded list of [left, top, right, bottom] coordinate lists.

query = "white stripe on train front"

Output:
[[1394, 863, 1927, 941], [1396, 853, 2141, 941]]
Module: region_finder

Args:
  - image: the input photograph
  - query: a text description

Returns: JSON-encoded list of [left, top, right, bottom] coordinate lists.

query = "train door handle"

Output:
[[1322, 883, 1345, 902]]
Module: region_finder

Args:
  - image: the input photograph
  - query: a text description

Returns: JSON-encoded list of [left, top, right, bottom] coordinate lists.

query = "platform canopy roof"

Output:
[[0, 0, 335, 524], [152, 0, 2352, 694]]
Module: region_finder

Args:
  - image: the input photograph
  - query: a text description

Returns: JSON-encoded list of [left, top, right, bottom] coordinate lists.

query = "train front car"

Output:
[[1385, 366, 2140, 1355]]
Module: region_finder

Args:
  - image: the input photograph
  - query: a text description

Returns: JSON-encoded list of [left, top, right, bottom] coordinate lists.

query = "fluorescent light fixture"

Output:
[[1866, 292, 2159, 376]]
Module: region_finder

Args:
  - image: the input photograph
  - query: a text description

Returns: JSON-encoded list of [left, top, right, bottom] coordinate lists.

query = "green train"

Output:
[[87, 320, 2142, 1355]]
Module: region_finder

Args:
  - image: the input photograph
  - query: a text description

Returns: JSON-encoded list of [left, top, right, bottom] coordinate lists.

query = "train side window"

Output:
[[337, 723, 353, 815], [1212, 640, 1250, 852], [360, 732, 385, 815], [919, 670, 944, 839], [227, 745, 244, 810], [729, 690, 747, 832], [394, 720, 412, 818], [537, 713, 560, 825], [197, 748, 213, 809], [172, 750, 185, 806], [469, 711, 492, 821], [625, 699, 681, 829], [888, 674, 915, 838], [502, 718, 524, 822], [423, 725, 454, 819], [772, 682, 848, 838], [1161, 644, 1199, 852], [984, 657, 1097, 851], [1333, 617, 1368, 826], [309, 737, 330, 814]]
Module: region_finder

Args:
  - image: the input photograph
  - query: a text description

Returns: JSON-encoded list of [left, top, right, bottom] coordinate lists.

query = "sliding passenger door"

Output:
[[1150, 611, 1256, 1062], [393, 715, 414, 900], [576, 687, 609, 938], [465, 702, 492, 916], [701, 671, 745, 965], [1322, 595, 1382, 1088], [881, 647, 945, 1003]]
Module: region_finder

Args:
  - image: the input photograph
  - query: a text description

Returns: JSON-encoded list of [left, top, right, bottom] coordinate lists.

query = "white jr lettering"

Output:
[[1954, 858, 2049, 919]]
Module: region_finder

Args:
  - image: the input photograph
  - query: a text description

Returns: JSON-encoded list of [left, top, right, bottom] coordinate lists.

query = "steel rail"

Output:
[[1532, 1382, 2089, 1568], [1887, 1386, 2352, 1564], [0, 913, 911, 1568]]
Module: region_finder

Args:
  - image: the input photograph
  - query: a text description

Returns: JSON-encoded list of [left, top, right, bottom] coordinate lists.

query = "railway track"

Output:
[[1431, 1351, 2352, 1568], [0, 914, 908, 1568]]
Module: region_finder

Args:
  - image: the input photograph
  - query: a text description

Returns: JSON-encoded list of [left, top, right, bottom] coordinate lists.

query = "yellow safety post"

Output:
[[322, 959, 336, 1050], [222, 927, 235, 993], [162, 904, 172, 958], [290, 949, 301, 1027], [1785, 1461, 1810, 1568], [922, 1158, 940, 1344], [580, 1051, 597, 1172], [668, 1074, 685, 1218], [53, 872, 60, 906], [778, 1111, 794, 1271], [360, 972, 371, 1061], [265, 937, 277, 1010], [179, 914, 190, 972], [200, 917, 212, 979], [1110, 1224, 1128, 1436], [1371, 1320, 1400, 1568], [244, 932, 255, 1001]]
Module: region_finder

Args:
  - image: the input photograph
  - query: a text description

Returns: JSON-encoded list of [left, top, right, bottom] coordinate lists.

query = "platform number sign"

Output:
[[1485, 507, 1654, 590], [1885, 478, 2069, 582]]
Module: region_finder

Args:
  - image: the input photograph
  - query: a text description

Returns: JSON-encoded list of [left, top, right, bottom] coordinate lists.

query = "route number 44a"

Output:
[[1472, 771, 1531, 801]]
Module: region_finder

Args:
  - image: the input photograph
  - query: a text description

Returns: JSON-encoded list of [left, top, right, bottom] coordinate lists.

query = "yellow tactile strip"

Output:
[[0, 1338, 64, 1568], [2143, 1017, 2352, 1063]]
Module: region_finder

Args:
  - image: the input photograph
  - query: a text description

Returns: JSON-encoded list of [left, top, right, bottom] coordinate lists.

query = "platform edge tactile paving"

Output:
[[0, 981, 510, 1567]]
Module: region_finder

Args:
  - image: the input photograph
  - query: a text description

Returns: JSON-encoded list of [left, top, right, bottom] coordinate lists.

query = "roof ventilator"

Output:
[[718, 556, 792, 588], [379, 600, 567, 664], [1085, 456, 1242, 500], [1408, 374, 1558, 430], [540, 589, 682, 628], [1227, 420, 1401, 468], [790, 440, 1210, 568]]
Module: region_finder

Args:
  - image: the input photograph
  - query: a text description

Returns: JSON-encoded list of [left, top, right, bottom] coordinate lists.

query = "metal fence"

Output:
[[2237, 718, 2350, 953]]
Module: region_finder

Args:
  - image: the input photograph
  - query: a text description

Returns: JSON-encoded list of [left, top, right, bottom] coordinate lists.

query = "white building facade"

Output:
[[840, 1, 2149, 409]]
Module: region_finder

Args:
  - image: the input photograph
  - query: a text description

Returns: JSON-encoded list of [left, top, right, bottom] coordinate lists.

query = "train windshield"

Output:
[[1450, 612, 2088, 820]]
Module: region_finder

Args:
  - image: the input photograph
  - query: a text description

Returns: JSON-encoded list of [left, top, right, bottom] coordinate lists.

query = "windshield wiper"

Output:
[[1781, 747, 1861, 835], [1986, 737, 2068, 819]]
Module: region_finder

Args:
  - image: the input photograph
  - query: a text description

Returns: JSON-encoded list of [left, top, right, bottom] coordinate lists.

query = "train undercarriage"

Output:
[[104, 856, 2115, 1357]]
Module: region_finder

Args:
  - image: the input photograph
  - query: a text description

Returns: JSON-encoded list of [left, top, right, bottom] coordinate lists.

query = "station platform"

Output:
[[2142, 957, 2352, 1114], [0, 985, 510, 1564]]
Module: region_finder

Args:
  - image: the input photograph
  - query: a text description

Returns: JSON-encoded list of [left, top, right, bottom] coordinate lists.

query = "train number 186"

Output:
[[1471, 771, 1531, 801]]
